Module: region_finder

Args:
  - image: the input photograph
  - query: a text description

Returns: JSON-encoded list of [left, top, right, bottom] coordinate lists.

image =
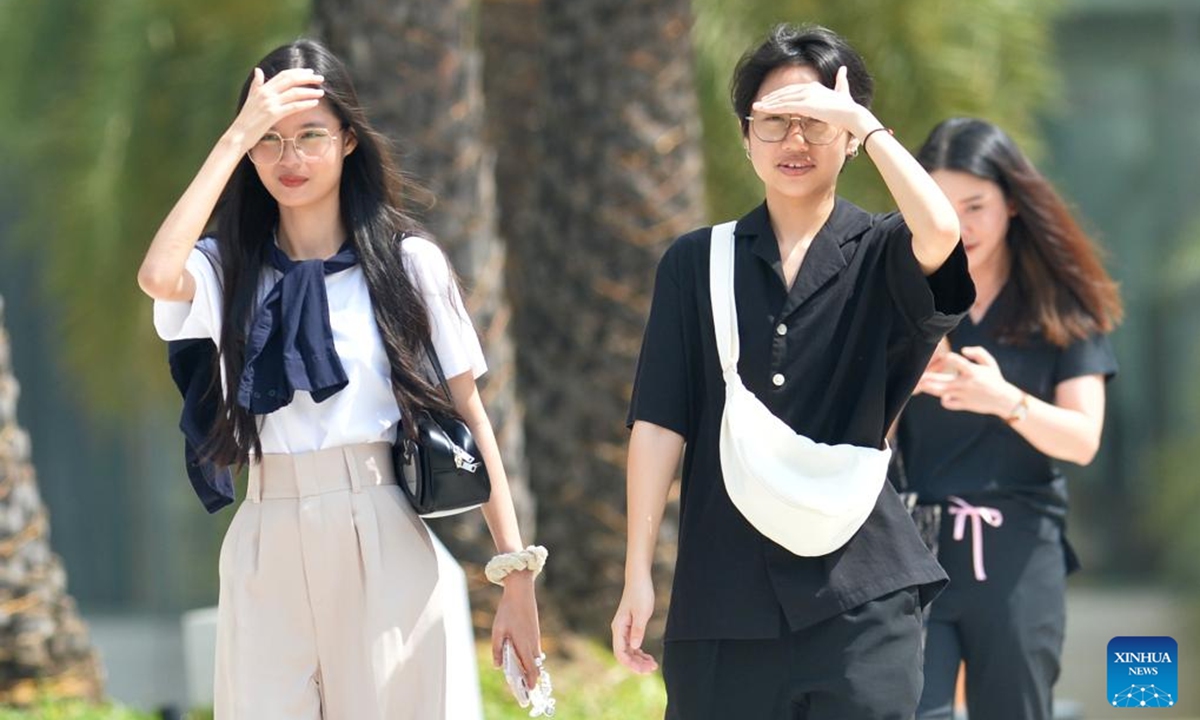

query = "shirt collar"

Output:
[[734, 198, 872, 259], [732, 198, 873, 312]]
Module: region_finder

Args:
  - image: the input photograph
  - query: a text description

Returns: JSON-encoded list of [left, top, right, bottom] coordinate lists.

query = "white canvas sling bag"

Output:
[[709, 221, 891, 556]]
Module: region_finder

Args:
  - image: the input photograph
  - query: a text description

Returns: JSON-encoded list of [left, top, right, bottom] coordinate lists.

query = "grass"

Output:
[[478, 637, 666, 719], [0, 638, 664, 719], [0, 700, 155, 719]]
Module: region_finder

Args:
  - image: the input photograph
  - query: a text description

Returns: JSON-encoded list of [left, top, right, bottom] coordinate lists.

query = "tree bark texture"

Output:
[[313, 0, 534, 627], [497, 0, 706, 641], [0, 296, 105, 704]]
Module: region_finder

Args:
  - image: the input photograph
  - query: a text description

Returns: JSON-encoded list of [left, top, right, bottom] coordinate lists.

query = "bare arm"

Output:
[[136, 67, 325, 300], [611, 420, 684, 674], [1000, 374, 1106, 465], [446, 372, 525, 554], [753, 66, 960, 274], [916, 346, 1107, 465], [445, 371, 542, 688], [853, 113, 962, 275]]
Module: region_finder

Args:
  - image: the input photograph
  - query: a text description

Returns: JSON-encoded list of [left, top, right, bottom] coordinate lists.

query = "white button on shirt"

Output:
[[776, 323, 787, 336], [153, 236, 487, 454], [772, 373, 785, 387]]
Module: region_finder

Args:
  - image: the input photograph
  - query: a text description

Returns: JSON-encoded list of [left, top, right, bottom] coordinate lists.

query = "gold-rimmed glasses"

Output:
[[248, 128, 340, 165], [745, 113, 840, 145]]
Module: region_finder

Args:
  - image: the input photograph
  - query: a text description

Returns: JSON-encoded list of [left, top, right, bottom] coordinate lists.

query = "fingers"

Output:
[[938, 352, 977, 376], [239, 69, 326, 135], [915, 372, 953, 398], [835, 65, 849, 95], [262, 67, 324, 91], [754, 83, 818, 109], [521, 648, 541, 690], [629, 625, 645, 651], [611, 608, 658, 674], [611, 610, 627, 654], [277, 85, 326, 106], [960, 345, 998, 368], [505, 635, 541, 689], [248, 68, 325, 110]]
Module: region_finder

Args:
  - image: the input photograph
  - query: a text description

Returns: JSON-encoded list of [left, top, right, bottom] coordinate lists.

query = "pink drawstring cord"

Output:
[[947, 496, 1004, 581]]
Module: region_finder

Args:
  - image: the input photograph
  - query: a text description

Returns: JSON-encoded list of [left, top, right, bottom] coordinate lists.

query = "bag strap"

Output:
[[708, 221, 740, 372], [421, 337, 455, 405]]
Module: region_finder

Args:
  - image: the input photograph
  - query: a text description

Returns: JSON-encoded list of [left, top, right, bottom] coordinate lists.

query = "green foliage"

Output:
[[478, 639, 665, 719], [0, 700, 154, 720], [0, 0, 308, 415], [186, 640, 663, 720], [691, 0, 1064, 221]]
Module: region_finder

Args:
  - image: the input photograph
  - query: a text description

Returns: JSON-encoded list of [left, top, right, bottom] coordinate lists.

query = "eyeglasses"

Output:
[[248, 128, 340, 165], [744, 113, 840, 145]]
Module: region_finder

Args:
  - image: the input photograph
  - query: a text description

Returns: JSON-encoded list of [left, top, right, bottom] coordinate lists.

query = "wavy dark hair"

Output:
[[917, 117, 1123, 346], [205, 38, 457, 467], [731, 24, 874, 136]]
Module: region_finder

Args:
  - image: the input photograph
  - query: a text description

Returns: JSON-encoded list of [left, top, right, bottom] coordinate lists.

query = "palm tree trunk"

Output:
[[493, 0, 706, 642], [0, 295, 104, 704], [312, 0, 533, 624]]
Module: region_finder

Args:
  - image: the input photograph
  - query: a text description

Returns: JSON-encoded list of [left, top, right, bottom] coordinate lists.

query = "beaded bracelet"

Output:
[[486, 545, 549, 586], [862, 126, 894, 151]]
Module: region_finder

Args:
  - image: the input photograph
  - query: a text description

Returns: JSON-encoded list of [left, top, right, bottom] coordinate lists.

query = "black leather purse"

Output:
[[392, 341, 491, 517]]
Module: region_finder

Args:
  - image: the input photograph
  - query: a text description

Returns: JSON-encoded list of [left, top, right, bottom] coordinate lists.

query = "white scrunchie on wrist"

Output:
[[486, 545, 549, 586]]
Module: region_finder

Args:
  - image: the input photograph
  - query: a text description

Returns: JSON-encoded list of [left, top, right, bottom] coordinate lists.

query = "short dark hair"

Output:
[[731, 24, 874, 136]]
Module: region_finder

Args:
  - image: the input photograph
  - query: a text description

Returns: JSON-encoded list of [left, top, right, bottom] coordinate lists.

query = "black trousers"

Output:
[[662, 588, 924, 720], [916, 500, 1067, 720]]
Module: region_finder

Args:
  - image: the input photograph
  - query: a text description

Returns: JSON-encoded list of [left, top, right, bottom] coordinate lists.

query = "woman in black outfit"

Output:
[[898, 117, 1123, 720]]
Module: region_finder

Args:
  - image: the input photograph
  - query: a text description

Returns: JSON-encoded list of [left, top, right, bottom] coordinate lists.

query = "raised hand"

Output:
[[751, 65, 866, 133], [228, 67, 326, 154]]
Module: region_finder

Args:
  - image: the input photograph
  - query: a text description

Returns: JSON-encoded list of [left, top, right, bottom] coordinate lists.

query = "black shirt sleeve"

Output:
[[627, 242, 694, 437], [878, 212, 974, 341], [1054, 332, 1119, 384]]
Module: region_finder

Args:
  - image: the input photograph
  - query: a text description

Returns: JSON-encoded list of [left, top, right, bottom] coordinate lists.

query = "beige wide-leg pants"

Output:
[[214, 442, 446, 720]]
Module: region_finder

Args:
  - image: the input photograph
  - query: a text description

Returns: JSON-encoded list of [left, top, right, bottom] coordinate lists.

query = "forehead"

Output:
[[270, 101, 341, 132], [930, 169, 1004, 200], [756, 64, 821, 100]]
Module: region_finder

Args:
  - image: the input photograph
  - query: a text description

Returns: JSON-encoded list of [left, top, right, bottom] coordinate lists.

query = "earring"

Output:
[[745, 147, 751, 159], [848, 147, 859, 159]]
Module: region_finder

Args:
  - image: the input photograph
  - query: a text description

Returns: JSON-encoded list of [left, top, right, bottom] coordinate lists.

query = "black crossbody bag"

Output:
[[392, 340, 491, 517]]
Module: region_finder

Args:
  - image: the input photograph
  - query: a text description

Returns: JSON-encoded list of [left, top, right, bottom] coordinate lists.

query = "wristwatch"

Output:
[[1004, 391, 1030, 425]]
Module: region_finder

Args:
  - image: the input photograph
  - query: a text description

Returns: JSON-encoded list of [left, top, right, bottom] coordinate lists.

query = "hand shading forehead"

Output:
[[755, 64, 821, 102], [268, 102, 341, 134]]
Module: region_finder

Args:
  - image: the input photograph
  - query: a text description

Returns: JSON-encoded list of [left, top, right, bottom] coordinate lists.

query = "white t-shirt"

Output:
[[153, 235, 487, 454]]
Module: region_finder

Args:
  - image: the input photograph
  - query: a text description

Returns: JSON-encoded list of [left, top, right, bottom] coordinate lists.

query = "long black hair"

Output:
[[207, 38, 457, 467], [917, 118, 1123, 346]]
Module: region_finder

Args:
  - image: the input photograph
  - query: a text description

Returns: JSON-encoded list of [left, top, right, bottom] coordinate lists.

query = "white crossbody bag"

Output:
[[710, 221, 891, 556]]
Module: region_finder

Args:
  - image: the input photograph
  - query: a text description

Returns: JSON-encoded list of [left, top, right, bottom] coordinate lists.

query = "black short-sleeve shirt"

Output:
[[628, 199, 975, 641], [895, 281, 1119, 519]]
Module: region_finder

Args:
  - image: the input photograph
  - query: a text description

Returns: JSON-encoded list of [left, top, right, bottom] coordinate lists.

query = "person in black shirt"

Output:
[[611, 25, 975, 720], [896, 118, 1123, 720]]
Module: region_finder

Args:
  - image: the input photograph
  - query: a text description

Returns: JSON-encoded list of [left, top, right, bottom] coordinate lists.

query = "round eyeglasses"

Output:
[[745, 114, 840, 145], [248, 128, 340, 165]]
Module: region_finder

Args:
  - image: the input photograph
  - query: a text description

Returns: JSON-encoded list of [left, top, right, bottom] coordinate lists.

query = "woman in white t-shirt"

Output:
[[137, 39, 542, 720]]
